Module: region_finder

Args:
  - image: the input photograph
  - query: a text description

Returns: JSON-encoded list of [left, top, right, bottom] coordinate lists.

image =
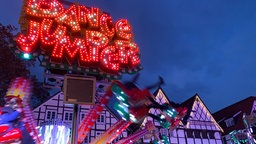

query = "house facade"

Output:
[[213, 96, 256, 144], [142, 88, 223, 144], [33, 81, 128, 143], [33, 81, 225, 144]]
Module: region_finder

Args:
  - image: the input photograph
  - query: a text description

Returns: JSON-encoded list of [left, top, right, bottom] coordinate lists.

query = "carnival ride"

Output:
[[77, 77, 188, 144], [3, 0, 188, 142], [0, 77, 187, 144], [2, 21, 182, 144], [229, 129, 248, 144], [0, 77, 72, 144], [77, 85, 114, 143], [0, 0, 187, 144], [227, 113, 256, 144], [0, 77, 42, 144], [39, 119, 70, 144], [114, 121, 156, 144]]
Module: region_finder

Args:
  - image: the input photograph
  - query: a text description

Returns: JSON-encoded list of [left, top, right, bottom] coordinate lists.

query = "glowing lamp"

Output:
[[114, 102, 130, 121], [22, 53, 32, 60]]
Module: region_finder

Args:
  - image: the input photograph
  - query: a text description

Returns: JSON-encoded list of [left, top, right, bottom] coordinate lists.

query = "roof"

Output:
[[152, 87, 172, 104], [153, 87, 181, 107], [213, 96, 256, 135], [180, 93, 198, 111], [179, 93, 223, 132], [152, 88, 195, 125], [32, 91, 61, 110], [179, 94, 197, 125]]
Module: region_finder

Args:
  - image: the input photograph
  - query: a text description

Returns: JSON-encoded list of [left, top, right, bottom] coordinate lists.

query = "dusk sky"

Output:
[[1, 0, 256, 113]]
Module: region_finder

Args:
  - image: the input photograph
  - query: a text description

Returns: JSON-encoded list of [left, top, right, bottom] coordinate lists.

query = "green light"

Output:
[[114, 102, 130, 121], [161, 135, 169, 144], [152, 140, 158, 144], [157, 119, 170, 128], [22, 53, 32, 59]]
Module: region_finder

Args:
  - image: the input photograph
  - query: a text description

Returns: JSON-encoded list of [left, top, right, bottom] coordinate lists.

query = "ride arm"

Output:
[[0, 109, 21, 124]]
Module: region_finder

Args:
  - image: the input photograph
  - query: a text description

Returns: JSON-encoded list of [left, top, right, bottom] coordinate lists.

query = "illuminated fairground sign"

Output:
[[16, 0, 142, 79]]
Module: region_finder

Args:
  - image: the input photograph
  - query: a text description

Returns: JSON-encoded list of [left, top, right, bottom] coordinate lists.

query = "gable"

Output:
[[33, 92, 63, 112], [186, 95, 223, 132], [143, 88, 190, 128], [149, 89, 171, 116], [151, 90, 223, 132], [155, 88, 170, 105], [33, 91, 120, 123], [141, 89, 224, 143]]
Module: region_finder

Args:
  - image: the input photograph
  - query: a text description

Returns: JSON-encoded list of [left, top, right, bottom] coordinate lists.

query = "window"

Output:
[[82, 135, 90, 144], [209, 131, 215, 139], [80, 113, 85, 121], [225, 117, 235, 127], [112, 135, 121, 143], [97, 115, 105, 124], [96, 131, 102, 136], [46, 111, 51, 119], [194, 130, 201, 138], [69, 113, 73, 120], [201, 130, 208, 138], [64, 112, 73, 121], [186, 130, 194, 138], [46, 110, 56, 120]]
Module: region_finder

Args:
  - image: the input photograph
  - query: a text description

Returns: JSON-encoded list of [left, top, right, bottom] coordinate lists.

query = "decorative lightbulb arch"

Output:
[[16, 0, 142, 79]]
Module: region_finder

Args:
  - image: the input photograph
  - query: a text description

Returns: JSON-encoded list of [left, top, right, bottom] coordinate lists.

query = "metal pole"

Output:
[[71, 104, 79, 144]]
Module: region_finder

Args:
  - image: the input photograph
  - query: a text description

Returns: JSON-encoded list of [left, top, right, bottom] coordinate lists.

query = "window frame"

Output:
[[45, 110, 57, 120], [64, 111, 73, 121], [97, 114, 105, 124]]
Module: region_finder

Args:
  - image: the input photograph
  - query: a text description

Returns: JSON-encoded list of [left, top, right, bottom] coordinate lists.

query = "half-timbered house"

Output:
[[142, 88, 224, 144], [33, 82, 128, 143], [213, 96, 256, 144]]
